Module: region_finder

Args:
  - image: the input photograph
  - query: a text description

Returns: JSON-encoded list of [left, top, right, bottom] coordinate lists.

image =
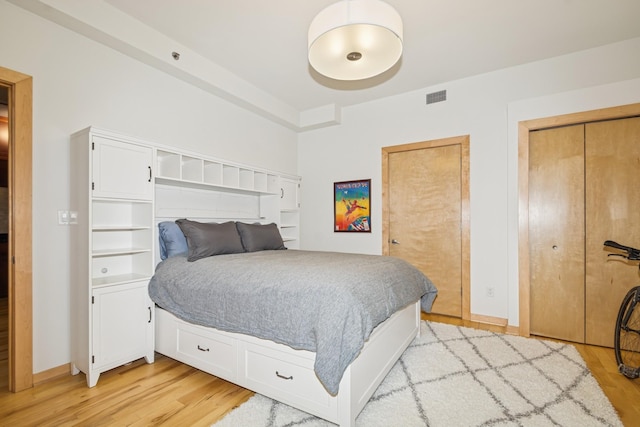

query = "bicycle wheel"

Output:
[[614, 286, 640, 379]]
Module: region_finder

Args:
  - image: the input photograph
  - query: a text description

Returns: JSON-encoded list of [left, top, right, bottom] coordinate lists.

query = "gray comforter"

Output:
[[148, 250, 437, 395]]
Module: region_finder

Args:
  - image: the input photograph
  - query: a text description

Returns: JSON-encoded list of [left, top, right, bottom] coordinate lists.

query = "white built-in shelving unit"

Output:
[[70, 129, 156, 387], [154, 147, 300, 248], [70, 127, 301, 387]]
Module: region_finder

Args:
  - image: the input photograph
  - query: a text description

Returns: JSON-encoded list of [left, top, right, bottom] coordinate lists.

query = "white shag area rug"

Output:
[[214, 321, 622, 427]]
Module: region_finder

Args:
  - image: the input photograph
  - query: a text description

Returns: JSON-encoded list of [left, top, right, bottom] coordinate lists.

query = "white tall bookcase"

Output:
[[70, 129, 156, 387], [70, 126, 301, 387]]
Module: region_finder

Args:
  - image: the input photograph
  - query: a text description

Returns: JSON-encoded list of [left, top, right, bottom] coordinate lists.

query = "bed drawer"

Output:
[[176, 325, 237, 381], [242, 342, 332, 412]]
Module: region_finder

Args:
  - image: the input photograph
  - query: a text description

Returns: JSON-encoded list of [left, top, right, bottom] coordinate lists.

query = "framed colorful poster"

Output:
[[334, 179, 371, 232]]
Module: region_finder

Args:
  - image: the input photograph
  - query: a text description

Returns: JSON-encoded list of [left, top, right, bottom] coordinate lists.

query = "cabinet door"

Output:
[[280, 178, 299, 211], [92, 136, 153, 200], [92, 282, 153, 370]]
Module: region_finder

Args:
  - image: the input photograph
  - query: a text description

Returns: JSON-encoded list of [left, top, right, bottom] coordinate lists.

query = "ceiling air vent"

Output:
[[426, 90, 447, 105]]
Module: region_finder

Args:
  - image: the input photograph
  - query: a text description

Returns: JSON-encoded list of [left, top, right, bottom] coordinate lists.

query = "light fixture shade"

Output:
[[308, 0, 403, 81]]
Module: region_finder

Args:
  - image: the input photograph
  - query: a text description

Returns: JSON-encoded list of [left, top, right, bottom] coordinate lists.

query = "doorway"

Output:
[[0, 86, 7, 389], [518, 103, 640, 340], [382, 135, 470, 319], [0, 86, 8, 389], [0, 66, 33, 392]]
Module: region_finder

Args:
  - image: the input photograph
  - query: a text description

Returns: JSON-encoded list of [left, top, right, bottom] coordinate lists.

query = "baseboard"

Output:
[[505, 324, 520, 336], [468, 314, 521, 336], [469, 313, 507, 326], [33, 363, 71, 385]]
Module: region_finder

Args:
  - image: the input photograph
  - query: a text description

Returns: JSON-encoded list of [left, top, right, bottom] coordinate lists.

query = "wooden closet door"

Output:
[[529, 125, 585, 342], [585, 117, 640, 347], [388, 144, 462, 317]]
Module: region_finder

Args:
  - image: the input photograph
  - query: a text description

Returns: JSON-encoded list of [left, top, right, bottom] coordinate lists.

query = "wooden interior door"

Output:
[[387, 144, 462, 317], [0, 66, 32, 392], [585, 117, 640, 347], [529, 124, 585, 342]]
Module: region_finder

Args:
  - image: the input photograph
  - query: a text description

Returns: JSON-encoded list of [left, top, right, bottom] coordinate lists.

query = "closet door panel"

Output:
[[529, 125, 585, 342], [585, 117, 640, 346]]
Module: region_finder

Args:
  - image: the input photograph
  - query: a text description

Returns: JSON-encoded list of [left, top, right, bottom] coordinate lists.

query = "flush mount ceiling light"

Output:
[[308, 0, 403, 81]]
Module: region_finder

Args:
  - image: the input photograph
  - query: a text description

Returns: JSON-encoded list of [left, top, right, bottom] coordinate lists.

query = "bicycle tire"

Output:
[[614, 285, 640, 379]]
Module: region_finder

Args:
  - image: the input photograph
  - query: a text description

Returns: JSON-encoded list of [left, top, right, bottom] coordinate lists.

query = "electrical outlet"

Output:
[[486, 287, 495, 298]]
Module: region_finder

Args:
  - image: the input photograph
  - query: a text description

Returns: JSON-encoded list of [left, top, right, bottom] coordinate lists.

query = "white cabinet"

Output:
[[280, 177, 300, 211], [279, 177, 301, 249], [70, 127, 155, 387], [92, 136, 153, 200], [92, 282, 153, 376]]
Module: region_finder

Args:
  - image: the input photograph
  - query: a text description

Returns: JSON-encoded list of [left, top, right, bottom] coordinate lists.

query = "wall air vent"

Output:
[[426, 90, 447, 105]]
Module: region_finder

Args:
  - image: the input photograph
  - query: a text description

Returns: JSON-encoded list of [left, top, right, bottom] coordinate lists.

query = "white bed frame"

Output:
[[155, 301, 420, 426], [153, 186, 421, 425]]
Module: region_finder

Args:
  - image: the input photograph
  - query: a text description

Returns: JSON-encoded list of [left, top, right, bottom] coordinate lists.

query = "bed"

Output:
[[149, 219, 437, 426]]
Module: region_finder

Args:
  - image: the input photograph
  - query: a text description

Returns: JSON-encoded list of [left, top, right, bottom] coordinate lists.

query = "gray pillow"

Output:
[[175, 219, 245, 261], [236, 222, 286, 252]]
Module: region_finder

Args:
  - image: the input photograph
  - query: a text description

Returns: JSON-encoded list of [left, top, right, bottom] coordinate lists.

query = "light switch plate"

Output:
[[58, 210, 69, 225]]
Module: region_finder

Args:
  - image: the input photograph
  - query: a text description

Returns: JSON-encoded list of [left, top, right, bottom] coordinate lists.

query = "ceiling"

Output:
[[102, 0, 640, 111], [10, 0, 640, 129]]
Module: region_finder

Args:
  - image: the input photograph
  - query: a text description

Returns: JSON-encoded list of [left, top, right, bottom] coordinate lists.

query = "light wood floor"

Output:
[[0, 304, 638, 426]]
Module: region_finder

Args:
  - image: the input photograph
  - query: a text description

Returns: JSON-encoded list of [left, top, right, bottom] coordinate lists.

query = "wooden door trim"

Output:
[[0, 66, 33, 392], [382, 135, 470, 320], [518, 102, 640, 337]]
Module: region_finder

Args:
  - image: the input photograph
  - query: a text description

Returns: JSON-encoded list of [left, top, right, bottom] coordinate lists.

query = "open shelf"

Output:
[[91, 273, 153, 288], [155, 148, 279, 195]]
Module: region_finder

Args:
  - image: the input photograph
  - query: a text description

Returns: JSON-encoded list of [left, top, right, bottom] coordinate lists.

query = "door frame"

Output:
[[382, 135, 470, 320], [518, 103, 640, 337], [0, 66, 33, 392]]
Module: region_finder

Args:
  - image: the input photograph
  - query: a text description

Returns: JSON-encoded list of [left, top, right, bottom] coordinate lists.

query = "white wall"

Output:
[[0, 2, 298, 374], [298, 37, 640, 326], [2, 0, 640, 375]]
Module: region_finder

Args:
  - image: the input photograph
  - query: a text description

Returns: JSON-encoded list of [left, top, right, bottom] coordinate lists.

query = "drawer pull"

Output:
[[197, 345, 210, 352], [275, 371, 293, 380]]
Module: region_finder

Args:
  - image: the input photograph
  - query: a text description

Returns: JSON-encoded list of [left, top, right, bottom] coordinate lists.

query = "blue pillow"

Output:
[[158, 221, 188, 260]]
